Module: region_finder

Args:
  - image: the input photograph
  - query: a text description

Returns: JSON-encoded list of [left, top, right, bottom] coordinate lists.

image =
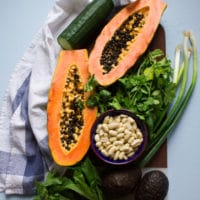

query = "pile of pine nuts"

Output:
[[94, 114, 144, 161]]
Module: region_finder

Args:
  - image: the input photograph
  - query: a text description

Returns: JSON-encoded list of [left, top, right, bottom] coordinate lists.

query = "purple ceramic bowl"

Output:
[[90, 109, 148, 166]]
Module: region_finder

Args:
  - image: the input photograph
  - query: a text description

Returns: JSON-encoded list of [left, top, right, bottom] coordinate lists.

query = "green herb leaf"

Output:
[[144, 66, 154, 80], [34, 157, 103, 200], [34, 182, 49, 200], [44, 172, 62, 187], [85, 75, 98, 92], [85, 49, 175, 135]]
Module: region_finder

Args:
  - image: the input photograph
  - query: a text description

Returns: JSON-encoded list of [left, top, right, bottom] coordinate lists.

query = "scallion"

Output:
[[173, 45, 182, 84], [139, 31, 198, 167]]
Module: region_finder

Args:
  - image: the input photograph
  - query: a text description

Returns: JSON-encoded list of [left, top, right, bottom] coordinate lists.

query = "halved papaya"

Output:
[[89, 0, 167, 86], [47, 49, 97, 166]]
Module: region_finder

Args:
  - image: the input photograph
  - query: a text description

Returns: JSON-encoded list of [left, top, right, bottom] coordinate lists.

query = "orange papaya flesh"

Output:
[[47, 49, 97, 166], [89, 0, 167, 86]]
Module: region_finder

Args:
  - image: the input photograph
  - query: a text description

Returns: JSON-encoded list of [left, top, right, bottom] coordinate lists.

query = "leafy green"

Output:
[[34, 157, 103, 200], [139, 31, 198, 167], [85, 49, 176, 136], [85, 75, 98, 92]]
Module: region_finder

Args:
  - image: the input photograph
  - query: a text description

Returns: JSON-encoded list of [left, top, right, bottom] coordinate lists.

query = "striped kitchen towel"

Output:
[[0, 0, 135, 195], [0, 0, 92, 195]]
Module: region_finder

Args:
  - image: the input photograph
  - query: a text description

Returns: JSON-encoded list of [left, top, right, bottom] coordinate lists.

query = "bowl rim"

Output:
[[90, 109, 148, 165]]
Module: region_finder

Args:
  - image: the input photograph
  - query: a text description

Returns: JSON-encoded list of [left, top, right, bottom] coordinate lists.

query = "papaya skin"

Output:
[[47, 49, 97, 166], [89, 0, 167, 86]]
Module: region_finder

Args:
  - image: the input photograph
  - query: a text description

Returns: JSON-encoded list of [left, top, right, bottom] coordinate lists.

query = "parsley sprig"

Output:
[[86, 49, 176, 136]]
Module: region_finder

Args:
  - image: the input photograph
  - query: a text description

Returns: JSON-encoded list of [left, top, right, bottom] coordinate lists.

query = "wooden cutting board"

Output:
[[87, 4, 168, 168], [88, 25, 168, 168]]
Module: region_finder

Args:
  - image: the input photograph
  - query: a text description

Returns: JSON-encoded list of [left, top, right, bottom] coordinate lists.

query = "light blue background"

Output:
[[0, 0, 200, 199]]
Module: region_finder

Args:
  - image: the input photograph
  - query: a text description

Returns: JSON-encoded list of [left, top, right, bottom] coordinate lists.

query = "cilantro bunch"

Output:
[[86, 49, 176, 136]]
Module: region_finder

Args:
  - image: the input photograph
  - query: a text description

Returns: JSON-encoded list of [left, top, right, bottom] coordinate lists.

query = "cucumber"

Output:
[[57, 0, 114, 50]]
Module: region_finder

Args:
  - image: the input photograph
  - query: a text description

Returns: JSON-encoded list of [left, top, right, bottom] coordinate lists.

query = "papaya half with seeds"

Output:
[[89, 0, 167, 86], [47, 49, 97, 166]]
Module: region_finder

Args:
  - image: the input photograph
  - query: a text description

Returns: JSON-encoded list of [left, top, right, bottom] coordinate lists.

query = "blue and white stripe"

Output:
[[0, 0, 132, 195]]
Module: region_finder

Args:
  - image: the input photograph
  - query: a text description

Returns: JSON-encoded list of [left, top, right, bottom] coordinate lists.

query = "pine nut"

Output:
[[102, 124, 109, 132], [96, 124, 102, 134], [113, 140, 124, 146], [108, 146, 117, 156], [131, 139, 142, 148], [106, 144, 113, 151], [103, 116, 110, 124], [115, 115, 121, 122], [124, 129, 132, 135], [136, 129, 143, 138], [118, 126, 125, 133], [124, 133, 131, 141], [114, 150, 120, 160], [108, 122, 119, 129], [122, 117, 128, 123], [94, 113, 144, 161], [99, 129, 105, 136], [109, 137, 117, 142], [101, 149, 108, 157], [116, 133, 124, 139], [94, 134, 100, 142], [128, 136, 136, 144], [127, 116, 135, 124], [109, 130, 117, 136], [96, 142, 101, 148], [127, 151, 134, 157], [119, 151, 125, 160], [126, 122, 133, 130]]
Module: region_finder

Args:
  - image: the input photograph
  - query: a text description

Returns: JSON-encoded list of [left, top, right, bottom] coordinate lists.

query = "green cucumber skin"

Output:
[[57, 0, 114, 50]]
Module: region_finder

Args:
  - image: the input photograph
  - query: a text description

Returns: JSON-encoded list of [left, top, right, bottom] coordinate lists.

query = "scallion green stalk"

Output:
[[139, 31, 198, 167], [177, 50, 191, 83]]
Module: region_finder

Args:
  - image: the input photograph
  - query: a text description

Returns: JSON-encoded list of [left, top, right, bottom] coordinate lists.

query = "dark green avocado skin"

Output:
[[102, 167, 142, 195], [135, 170, 169, 200]]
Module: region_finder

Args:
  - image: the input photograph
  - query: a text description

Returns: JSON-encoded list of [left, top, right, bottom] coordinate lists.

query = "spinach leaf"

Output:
[[34, 157, 103, 200]]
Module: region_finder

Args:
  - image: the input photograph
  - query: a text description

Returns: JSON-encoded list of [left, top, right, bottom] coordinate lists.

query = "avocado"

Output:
[[135, 170, 169, 200], [102, 167, 142, 196]]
